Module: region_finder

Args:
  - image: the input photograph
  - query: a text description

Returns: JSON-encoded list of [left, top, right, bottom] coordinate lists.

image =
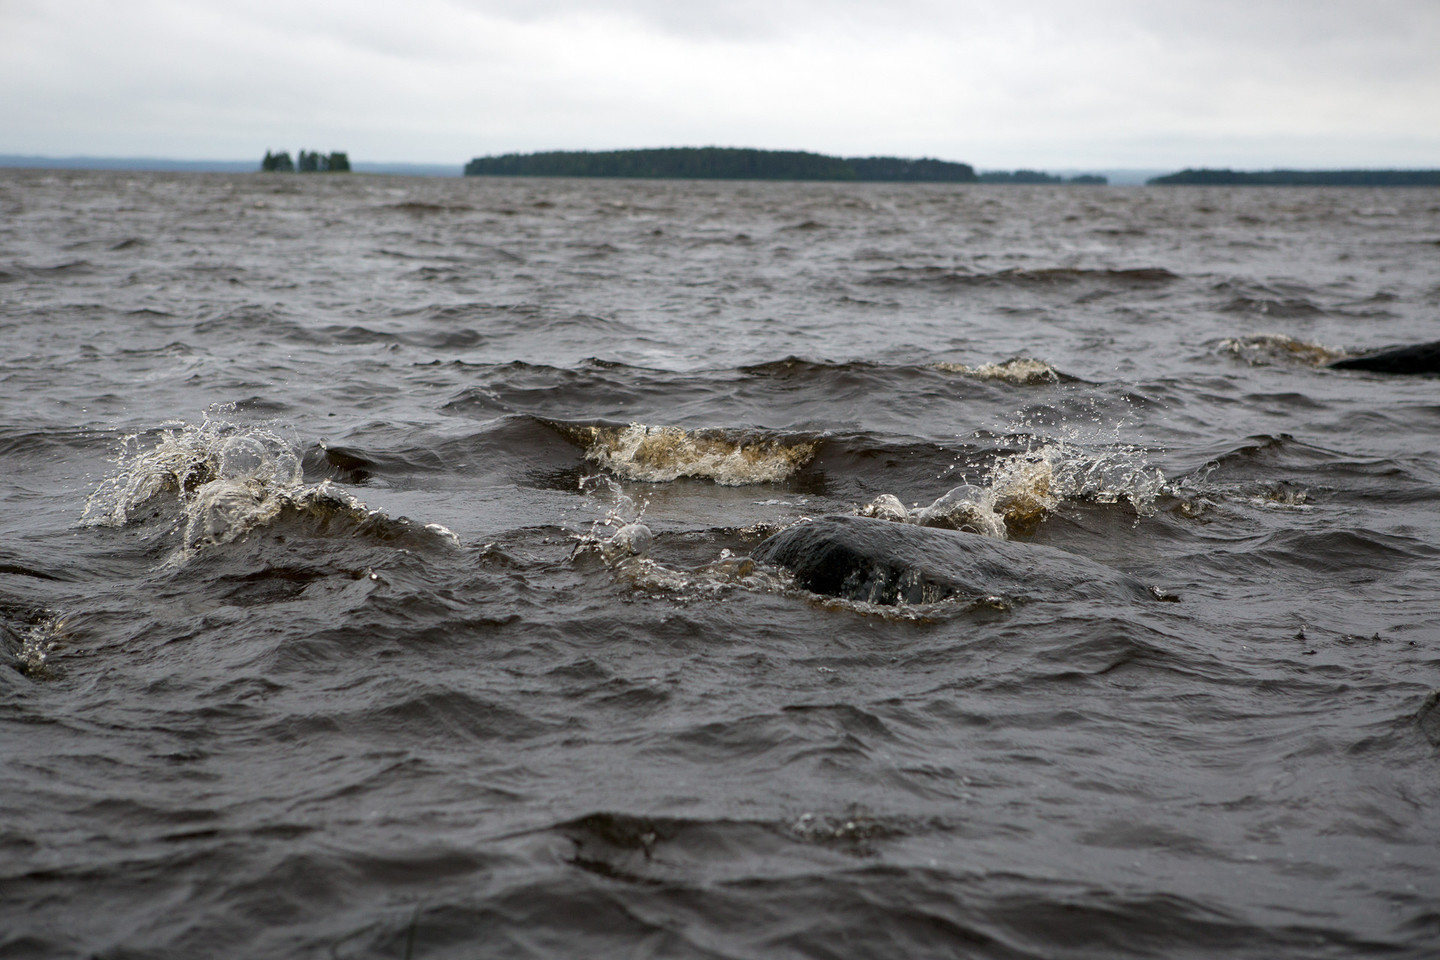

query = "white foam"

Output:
[[15, 616, 64, 677], [577, 423, 816, 485], [872, 438, 1166, 539], [82, 410, 449, 561], [82, 411, 301, 531], [859, 494, 909, 522], [934, 357, 1060, 385], [1220, 333, 1345, 367]]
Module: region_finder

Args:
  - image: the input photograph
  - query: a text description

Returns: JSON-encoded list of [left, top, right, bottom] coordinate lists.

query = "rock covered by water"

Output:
[[751, 515, 1157, 606]]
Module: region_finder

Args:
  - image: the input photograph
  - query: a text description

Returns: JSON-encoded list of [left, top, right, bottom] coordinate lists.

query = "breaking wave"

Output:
[[932, 357, 1062, 385], [1220, 333, 1346, 367], [570, 475, 777, 600], [564, 422, 817, 485], [81, 411, 457, 560], [863, 437, 1167, 539]]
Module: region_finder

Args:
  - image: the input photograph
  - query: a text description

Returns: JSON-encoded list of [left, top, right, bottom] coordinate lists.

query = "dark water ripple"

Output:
[[2, 170, 1439, 958]]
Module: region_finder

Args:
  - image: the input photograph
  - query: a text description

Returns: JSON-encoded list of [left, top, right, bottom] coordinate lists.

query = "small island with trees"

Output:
[[260, 150, 351, 173], [464, 148, 978, 182], [1149, 168, 1440, 186]]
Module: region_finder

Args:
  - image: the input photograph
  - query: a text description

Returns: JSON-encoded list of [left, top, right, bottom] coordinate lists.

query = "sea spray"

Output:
[[82, 410, 456, 561], [863, 437, 1167, 538], [572, 423, 817, 485], [933, 357, 1062, 385]]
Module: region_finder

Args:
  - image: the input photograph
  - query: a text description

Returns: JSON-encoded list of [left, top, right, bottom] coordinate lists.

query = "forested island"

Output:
[[261, 150, 351, 173], [463, 148, 977, 182], [1149, 168, 1440, 186]]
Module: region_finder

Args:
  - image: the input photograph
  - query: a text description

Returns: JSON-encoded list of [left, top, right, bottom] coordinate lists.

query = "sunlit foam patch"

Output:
[[1220, 333, 1346, 367], [81, 410, 458, 561], [566, 422, 817, 485], [932, 357, 1061, 385]]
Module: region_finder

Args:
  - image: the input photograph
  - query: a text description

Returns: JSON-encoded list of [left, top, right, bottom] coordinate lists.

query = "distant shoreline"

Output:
[[0, 155, 461, 177], [464, 147, 981, 183], [1149, 168, 1440, 186], [5, 153, 1436, 187]]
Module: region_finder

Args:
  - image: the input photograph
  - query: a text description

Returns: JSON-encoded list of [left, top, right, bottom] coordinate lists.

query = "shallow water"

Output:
[[2, 169, 1439, 958]]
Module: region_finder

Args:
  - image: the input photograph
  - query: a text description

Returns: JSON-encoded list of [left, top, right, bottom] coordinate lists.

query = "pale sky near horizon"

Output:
[[2, 0, 1437, 170]]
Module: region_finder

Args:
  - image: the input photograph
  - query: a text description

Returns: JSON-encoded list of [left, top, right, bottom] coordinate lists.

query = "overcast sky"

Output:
[[3, 0, 1437, 170]]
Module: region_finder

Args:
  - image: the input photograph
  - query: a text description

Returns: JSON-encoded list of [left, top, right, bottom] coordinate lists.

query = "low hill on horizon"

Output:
[[464, 147, 978, 182], [1150, 168, 1440, 186]]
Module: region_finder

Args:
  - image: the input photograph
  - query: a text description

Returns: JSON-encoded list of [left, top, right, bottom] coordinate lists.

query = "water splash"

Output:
[[575, 423, 816, 485], [82, 411, 300, 530], [81, 410, 454, 560], [572, 474, 770, 599], [865, 437, 1166, 539], [1220, 333, 1345, 367], [14, 616, 65, 678], [933, 357, 1061, 385]]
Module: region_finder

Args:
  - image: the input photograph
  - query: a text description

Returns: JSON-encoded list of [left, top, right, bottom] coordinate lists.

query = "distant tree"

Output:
[[297, 150, 322, 173], [847, 156, 977, 182], [977, 170, 1106, 184], [326, 152, 350, 173], [261, 149, 294, 172]]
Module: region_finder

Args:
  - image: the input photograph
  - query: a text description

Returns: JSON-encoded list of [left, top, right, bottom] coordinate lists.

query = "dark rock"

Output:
[[1329, 340, 1440, 374], [751, 515, 1155, 606]]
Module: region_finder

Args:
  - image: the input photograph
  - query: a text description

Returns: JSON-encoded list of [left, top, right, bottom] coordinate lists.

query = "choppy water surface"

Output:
[[3, 170, 1439, 958]]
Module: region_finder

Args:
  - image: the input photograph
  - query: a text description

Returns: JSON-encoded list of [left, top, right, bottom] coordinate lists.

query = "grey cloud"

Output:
[[450, 0, 947, 40]]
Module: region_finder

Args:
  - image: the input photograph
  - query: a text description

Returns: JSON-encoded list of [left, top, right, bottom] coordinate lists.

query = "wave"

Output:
[[864, 266, 1179, 288], [0, 259, 94, 283], [932, 357, 1064, 385], [557, 421, 818, 485], [81, 410, 457, 561], [439, 357, 1075, 435], [380, 201, 475, 216], [555, 808, 919, 878], [861, 437, 1167, 539], [568, 476, 782, 602], [1, 602, 65, 678], [1219, 333, 1346, 367]]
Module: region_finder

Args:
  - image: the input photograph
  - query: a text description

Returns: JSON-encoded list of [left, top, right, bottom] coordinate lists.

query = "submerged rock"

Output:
[[752, 515, 1156, 606], [1329, 340, 1440, 374]]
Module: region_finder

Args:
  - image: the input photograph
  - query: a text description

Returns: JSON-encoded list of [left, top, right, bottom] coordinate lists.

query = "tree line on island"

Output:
[[260, 150, 351, 173], [463, 148, 1107, 184], [1149, 168, 1440, 186], [978, 170, 1106, 184], [464, 148, 971, 182]]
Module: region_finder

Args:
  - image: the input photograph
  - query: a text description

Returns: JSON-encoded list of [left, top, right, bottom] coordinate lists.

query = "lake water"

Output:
[[2, 169, 1439, 958]]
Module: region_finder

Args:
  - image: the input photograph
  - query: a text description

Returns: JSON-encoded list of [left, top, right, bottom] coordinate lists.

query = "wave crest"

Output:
[[869, 439, 1166, 539], [933, 357, 1061, 384], [82, 412, 454, 559], [573, 423, 816, 485], [1220, 333, 1345, 367]]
